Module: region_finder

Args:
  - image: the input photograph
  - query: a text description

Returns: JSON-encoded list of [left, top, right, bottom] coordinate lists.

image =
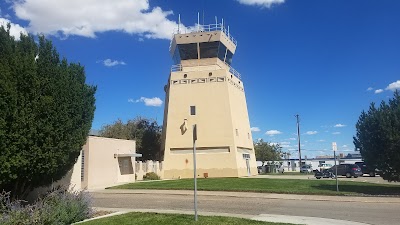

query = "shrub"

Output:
[[0, 187, 92, 225], [38, 187, 93, 224], [143, 172, 160, 180]]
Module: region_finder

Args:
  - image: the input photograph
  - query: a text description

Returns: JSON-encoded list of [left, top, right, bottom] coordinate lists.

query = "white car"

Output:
[[300, 165, 312, 173], [319, 163, 333, 171]]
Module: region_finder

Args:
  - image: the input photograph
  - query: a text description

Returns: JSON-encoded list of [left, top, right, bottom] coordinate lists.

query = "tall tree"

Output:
[[354, 91, 400, 182], [254, 139, 282, 166], [99, 117, 162, 161], [0, 25, 96, 199]]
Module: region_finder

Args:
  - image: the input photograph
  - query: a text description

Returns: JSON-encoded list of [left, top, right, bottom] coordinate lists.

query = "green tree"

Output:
[[254, 139, 282, 166], [99, 117, 162, 161], [354, 91, 400, 182], [0, 25, 96, 199]]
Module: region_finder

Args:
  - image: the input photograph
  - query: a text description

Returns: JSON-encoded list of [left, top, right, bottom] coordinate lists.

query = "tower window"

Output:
[[236, 129, 239, 136], [184, 74, 187, 78], [200, 41, 219, 59], [178, 43, 198, 60], [209, 72, 212, 76], [190, 106, 196, 115]]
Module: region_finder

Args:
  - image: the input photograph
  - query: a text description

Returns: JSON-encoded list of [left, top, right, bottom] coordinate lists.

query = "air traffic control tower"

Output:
[[161, 21, 257, 179]]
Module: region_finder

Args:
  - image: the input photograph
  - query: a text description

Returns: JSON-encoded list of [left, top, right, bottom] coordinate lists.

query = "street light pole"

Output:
[[192, 124, 198, 221]]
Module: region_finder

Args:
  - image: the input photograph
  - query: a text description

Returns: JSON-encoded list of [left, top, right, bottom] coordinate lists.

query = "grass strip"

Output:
[[81, 212, 298, 225], [110, 178, 400, 196]]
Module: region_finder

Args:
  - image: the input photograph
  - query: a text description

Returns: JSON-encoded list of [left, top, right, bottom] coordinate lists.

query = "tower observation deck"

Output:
[[169, 22, 241, 79], [161, 21, 257, 179]]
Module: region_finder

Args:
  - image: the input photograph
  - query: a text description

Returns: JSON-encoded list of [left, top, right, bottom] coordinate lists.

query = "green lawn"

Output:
[[110, 178, 400, 196], [81, 212, 298, 225]]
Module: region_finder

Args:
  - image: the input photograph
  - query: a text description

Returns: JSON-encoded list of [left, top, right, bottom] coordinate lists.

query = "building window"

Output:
[[242, 153, 250, 159], [178, 43, 198, 60], [199, 41, 219, 59], [236, 129, 239, 136], [80, 150, 84, 181], [190, 106, 196, 115], [248, 133, 250, 139]]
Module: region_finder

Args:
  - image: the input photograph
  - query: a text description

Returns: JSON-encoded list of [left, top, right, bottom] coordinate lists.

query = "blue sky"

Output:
[[1, 0, 399, 158]]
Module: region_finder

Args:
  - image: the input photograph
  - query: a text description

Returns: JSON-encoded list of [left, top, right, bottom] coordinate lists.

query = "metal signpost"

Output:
[[332, 142, 339, 192], [193, 124, 198, 221]]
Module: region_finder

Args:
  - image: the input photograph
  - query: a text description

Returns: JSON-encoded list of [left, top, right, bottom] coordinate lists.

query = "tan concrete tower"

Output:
[[161, 22, 257, 179]]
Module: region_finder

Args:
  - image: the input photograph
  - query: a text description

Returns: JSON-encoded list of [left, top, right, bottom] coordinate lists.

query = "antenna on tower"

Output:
[[178, 14, 181, 34], [215, 16, 218, 26], [197, 12, 200, 31]]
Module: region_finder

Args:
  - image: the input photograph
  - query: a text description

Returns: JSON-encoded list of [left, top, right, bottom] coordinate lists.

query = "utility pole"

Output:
[[332, 142, 339, 192], [295, 114, 302, 168]]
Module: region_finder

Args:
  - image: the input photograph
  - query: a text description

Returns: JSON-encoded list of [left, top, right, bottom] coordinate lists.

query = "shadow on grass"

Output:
[[311, 183, 400, 196]]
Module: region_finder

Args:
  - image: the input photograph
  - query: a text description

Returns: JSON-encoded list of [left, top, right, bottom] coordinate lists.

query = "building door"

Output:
[[246, 159, 251, 176], [242, 153, 251, 176]]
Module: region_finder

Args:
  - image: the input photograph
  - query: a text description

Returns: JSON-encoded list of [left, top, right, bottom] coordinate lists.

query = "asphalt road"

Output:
[[91, 192, 400, 225]]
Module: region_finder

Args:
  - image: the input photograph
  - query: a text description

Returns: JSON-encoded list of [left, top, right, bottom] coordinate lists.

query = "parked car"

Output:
[[354, 162, 380, 177], [329, 164, 363, 178], [319, 163, 333, 171], [300, 165, 312, 173]]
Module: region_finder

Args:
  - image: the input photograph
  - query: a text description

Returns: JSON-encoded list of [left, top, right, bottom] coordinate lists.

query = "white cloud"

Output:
[[288, 137, 296, 141], [250, 127, 261, 132], [342, 145, 348, 148], [334, 124, 346, 128], [280, 141, 290, 145], [237, 0, 285, 8], [0, 18, 28, 40], [386, 80, 400, 91], [366, 87, 373, 91], [12, 0, 180, 39], [317, 139, 325, 142], [130, 97, 163, 107], [375, 89, 383, 94], [265, 130, 282, 136], [332, 132, 341, 135], [305, 131, 317, 135], [98, 59, 126, 67]]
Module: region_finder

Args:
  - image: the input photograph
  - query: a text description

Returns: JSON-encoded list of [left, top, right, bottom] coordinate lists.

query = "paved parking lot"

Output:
[[248, 174, 400, 185]]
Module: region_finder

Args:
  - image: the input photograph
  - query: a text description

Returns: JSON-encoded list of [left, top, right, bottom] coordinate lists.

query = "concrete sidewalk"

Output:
[[78, 207, 369, 225], [92, 189, 400, 203]]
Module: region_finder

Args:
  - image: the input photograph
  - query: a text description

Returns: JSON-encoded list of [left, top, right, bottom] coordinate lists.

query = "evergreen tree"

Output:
[[354, 91, 400, 181], [0, 25, 96, 199]]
